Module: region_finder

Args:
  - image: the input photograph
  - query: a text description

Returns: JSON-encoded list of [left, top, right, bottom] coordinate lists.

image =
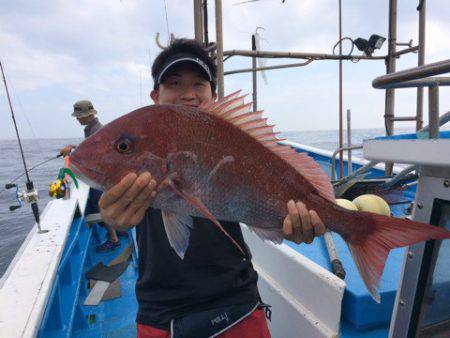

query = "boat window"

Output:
[[417, 201, 450, 337]]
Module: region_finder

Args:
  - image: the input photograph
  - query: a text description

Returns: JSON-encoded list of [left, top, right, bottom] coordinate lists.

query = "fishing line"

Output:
[[163, 0, 171, 43], [0, 155, 62, 195], [9, 82, 46, 157]]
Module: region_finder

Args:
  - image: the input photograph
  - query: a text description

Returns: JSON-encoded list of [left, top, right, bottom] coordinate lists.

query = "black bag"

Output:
[[170, 302, 259, 338]]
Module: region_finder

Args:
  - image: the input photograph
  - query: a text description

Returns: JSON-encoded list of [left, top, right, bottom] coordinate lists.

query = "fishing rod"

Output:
[[0, 60, 48, 234], [0, 155, 62, 196]]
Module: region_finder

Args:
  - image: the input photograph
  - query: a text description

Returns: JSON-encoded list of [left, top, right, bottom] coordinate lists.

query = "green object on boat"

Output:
[[57, 168, 79, 189]]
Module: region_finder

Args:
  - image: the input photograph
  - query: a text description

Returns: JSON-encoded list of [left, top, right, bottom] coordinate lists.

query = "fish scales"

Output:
[[159, 105, 319, 229]]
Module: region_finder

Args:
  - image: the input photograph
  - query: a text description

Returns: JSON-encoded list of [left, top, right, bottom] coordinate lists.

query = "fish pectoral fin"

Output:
[[161, 210, 194, 259], [136, 151, 167, 176], [167, 179, 246, 256], [247, 226, 284, 244]]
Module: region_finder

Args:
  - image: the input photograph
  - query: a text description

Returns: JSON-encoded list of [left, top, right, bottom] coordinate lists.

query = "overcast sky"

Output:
[[0, 0, 449, 140]]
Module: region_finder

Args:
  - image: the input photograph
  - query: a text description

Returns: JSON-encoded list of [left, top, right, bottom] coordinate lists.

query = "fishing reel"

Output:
[[5, 182, 39, 211], [49, 168, 79, 199]]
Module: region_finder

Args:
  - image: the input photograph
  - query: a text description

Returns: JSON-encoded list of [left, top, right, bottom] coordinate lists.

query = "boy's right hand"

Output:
[[99, 172, 157, 230]]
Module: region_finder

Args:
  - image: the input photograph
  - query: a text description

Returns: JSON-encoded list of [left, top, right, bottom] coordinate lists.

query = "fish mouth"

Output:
[[70, 157, 105, 191]]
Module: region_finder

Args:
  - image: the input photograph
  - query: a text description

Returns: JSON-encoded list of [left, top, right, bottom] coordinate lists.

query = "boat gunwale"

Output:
[[0, 181, 90, 337]]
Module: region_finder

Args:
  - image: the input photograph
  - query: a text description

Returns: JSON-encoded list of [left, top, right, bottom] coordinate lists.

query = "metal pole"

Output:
[[224, 59, 313, 75], [193, 0, 204, 43], [215, 0, 224, 98], [223, 49, 413, 61], [384, 0, 397, 176], [347, 109, 352, 175], [338, 0, 344, 178], [203, 0, 209, 45], [416, 0, 426, 130], [428, 85, 439, 139], [223, 47, 384, 60], [331, 145, 363, 181], [391, 45, 419, 58], [252, 35, 257, 111], [373, 61, 450, 87], [324, 231, 346, 280]]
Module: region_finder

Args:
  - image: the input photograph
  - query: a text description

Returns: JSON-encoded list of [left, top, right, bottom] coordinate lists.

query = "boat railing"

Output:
[[372, 61, 450, 338], [418, 110, 450, 133], [372, 59, 450, 138], [372, 59, 450, 88], [330, 145, 363, 181], [334, 111, 450, 183]]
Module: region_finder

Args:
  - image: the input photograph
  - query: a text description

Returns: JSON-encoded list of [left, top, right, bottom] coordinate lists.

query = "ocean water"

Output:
[[0, 128, 412, 277], [0, 138, 81, 277]]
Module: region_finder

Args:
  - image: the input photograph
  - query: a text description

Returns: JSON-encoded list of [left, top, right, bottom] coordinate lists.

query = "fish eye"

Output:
[[114, 137, 134, 154]]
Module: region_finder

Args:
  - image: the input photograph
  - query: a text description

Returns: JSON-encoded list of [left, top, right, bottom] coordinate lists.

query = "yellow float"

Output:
[[352, 194, 391, 216], [336, 198, 358, 211]]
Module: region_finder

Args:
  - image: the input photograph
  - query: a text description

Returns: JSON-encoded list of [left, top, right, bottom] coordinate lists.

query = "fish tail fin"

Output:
[[344, 212, 450, 303]]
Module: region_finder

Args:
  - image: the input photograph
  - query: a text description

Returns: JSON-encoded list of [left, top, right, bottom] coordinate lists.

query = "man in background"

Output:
[[60, 100, 126, 252], [60, 100, 103, 156]]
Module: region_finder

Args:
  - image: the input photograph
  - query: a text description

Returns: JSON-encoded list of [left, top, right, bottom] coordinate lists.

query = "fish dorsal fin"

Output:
[[204, 93, 335, 202], [199, 90, 243, 112]]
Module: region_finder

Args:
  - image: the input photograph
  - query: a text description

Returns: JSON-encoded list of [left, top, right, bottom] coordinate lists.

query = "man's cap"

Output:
[[72, 100, 97, 118], [156, 52, 214, 86]]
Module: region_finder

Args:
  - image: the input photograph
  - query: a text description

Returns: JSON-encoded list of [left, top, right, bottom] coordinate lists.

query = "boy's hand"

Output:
[[99, 172, 157, 230], [282, 200, 326, 244]]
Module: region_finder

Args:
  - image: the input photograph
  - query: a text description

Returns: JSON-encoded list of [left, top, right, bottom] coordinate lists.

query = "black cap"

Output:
[[156, 52, 214, 85]]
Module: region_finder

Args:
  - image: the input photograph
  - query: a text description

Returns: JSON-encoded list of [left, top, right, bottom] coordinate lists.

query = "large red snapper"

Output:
[[70, 91, 450, 302]]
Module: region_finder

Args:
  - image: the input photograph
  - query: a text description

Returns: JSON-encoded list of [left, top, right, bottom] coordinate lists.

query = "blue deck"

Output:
[[38, 221, 138, 337], [38, 143, 419, 337]]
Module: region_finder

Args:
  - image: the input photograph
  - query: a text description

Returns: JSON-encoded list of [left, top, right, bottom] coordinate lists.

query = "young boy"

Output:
[[99, 39, 325, 338]]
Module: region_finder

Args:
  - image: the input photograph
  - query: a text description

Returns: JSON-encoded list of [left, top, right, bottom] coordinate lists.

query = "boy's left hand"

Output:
[[282, 200, 326, 244]]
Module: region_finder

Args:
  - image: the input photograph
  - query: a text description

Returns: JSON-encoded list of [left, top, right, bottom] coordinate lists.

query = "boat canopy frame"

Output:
[[193, 0, 430, 177]]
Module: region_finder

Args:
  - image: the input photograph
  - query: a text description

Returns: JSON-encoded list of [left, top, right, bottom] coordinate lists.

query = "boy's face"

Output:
[[151, 65, 216, 107]]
